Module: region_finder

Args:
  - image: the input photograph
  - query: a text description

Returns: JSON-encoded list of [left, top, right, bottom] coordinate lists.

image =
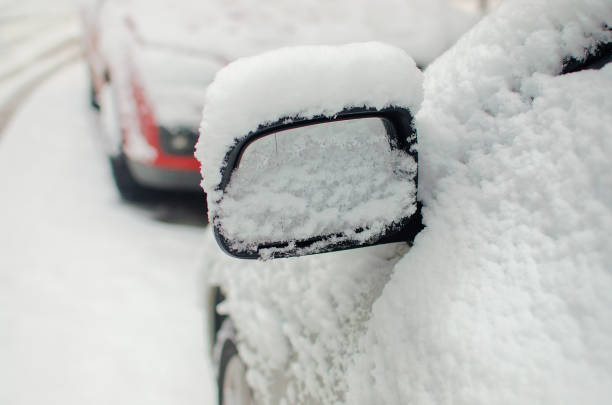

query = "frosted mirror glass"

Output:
[[218, 117, 417, 252]]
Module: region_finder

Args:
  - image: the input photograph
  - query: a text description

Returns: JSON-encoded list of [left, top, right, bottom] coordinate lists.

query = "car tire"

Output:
[[216, 320, 255, 405], [109, 153, 156, 202]]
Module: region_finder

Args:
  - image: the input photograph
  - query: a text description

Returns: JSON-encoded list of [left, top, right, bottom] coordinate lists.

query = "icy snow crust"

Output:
[[204, 0, 612, 404], [220, 118, 417, 249], [197, 42, 423, 227]]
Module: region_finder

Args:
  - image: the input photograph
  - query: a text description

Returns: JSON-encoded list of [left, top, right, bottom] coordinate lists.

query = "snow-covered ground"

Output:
[[0, 63, 215, 405], [0, 0, 82, 132]]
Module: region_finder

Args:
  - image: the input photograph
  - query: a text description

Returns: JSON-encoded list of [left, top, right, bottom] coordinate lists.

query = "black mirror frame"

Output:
[[562, 40, 612, 74], [212, 106, 424, 259]]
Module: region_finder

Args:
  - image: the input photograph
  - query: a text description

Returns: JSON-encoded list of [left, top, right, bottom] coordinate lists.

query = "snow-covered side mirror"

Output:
[[196, 42, 424, 259], [215, 107, 422, 259]]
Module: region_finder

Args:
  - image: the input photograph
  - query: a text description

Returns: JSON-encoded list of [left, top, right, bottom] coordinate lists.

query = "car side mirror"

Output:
[[197, 42, 424, 259]]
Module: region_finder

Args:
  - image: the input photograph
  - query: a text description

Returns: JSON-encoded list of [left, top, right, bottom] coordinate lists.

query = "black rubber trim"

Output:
[[562, 40, 612, 74]]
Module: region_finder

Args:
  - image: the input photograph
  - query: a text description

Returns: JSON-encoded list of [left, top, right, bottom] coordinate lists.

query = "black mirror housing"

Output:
[[212, 106, 423, 259]]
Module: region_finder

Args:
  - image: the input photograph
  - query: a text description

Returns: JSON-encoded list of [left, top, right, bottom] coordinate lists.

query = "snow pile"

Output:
[[219, 118, 417, 250], [197, 42, 423, 227], [204, 0, 612, 404]]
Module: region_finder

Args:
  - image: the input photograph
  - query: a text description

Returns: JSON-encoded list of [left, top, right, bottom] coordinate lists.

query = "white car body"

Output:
[[201, 0, 612, 404]]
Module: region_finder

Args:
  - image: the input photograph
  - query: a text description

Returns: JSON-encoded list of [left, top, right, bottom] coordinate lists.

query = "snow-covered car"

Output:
[[80, 0, 473, 201], [81, 0, 228, 200], [198, 0, 612, 404], [81, 0, 225, 199]]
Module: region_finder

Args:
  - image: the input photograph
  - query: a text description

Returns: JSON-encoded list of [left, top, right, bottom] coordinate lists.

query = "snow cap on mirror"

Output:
[[195, 41, 423, 216]]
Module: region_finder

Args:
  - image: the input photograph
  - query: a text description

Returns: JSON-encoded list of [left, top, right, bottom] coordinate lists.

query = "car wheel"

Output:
[[217, 321, 255, 405]]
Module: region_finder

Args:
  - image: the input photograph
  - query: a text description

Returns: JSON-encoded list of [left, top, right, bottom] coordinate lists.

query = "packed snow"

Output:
[[0, 64, 214, 405], [202, 0, 612, 404], [197, 42, 423, 225], [220, 117, 416, 250]]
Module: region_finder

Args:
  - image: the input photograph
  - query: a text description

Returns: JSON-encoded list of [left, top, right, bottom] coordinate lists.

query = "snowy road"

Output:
[[0, 64, 215, 405], [0, 0, 82, 133]]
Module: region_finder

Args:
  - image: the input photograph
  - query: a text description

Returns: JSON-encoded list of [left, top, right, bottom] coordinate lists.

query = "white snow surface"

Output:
[[0, 0, 81, 129], [205, 236, 411, 405], [0, 64, 214, 405], [197, 42, 423, 223], [204, 0, 612, 404], [134, 47, 221, 126], [349, 0, 612, 404], [93, 0, 474, 66]]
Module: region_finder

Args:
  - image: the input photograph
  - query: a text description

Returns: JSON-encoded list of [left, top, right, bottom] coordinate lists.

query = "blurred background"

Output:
[[0, 0, 500, 404], [0, 0, 501, 132]]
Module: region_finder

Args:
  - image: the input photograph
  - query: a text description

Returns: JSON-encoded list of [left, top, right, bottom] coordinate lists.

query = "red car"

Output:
[[81, 0, 225, 200]]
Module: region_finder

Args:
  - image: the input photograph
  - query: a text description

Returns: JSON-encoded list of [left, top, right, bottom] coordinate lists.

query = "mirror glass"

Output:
[[218, 117, 417, 252]]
